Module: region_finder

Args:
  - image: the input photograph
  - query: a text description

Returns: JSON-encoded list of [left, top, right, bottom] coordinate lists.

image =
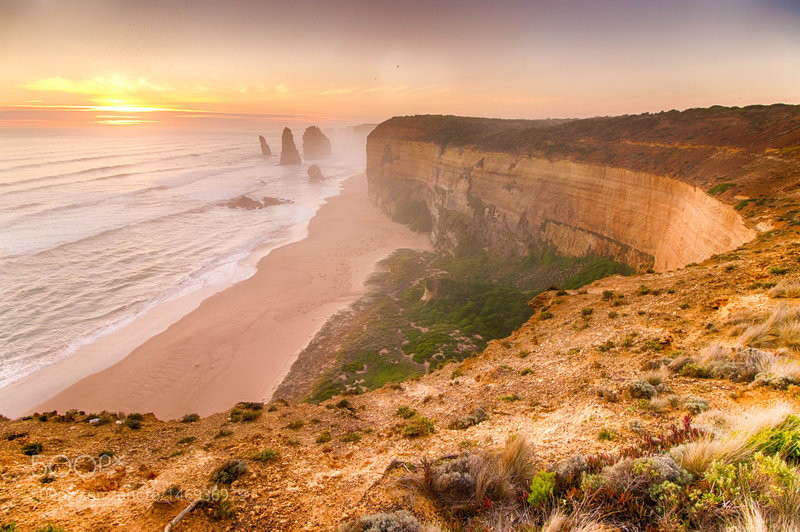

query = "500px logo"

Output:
[[31, 453, 123, 478]]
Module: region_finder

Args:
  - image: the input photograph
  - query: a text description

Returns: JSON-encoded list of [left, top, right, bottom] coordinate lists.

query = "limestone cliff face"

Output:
[[367, 116, 761, 271], [280, 127, 302, 165]]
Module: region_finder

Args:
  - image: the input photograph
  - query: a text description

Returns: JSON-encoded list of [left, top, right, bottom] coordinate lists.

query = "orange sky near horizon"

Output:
[[1, 0, 798, 129]]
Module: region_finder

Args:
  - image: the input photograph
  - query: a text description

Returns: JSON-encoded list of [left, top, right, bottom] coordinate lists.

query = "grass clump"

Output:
[[402, 435, 535, 514], [176, 436, 195, 445], [316, 431, 332, 444], [769, 280, 800, 298], [286, 420, 304, 430], [741, 305, 800, 351], [499, 394, 521, 402]]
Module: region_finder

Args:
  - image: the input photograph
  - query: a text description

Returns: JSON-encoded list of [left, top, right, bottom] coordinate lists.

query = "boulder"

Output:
[[279, 128, 301, 165], [307, 164, 324, 180], [302, 126, 332, 160], [258, 135, 272, 156]]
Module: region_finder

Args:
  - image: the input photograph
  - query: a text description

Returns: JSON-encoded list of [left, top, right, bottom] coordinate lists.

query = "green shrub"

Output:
[[708, 182, 736, 195], [681, 362, 710, 378], [540, 311, 553, 320], [448, 407, 488, 430], [527, 471, 556, 506], [316, 431, 332, 444], [753, 415, 800, 461], [181, 413, 200, 423], [499, 394, 521, 402], [124, 417, 141, 429], [396, 405, 417, 419], [177, 437, 195, 445], [340, 431, 361, 443], [581, 307, 594, 317], [252, 448, 280, 462], [210, 459, 247, 484], [403, 416, 435, 438], [628, 379, 657, 399], [598, 427, 619, 441], [286, 420, 304, 430], [22, 442, 43, 456]]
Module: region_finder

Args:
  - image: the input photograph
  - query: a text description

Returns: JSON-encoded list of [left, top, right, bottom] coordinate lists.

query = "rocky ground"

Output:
[[2, 199, 800, 531]]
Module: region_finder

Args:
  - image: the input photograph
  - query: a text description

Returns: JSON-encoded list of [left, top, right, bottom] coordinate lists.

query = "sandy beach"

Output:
[[5, 174, 430, 420]]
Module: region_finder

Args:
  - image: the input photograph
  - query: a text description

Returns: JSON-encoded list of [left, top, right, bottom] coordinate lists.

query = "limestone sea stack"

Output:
[[279, 127, 302, 165], [258, 135, 272, 156], [307, 164, 324, 180], [302, 126, 332, 160]]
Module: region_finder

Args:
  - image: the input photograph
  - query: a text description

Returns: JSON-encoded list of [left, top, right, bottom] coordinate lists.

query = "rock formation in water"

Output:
[[258, 135, 272, 156], [302, 126, 332, 160], [221, 195, 290, 210], [307, 164, 324, 180], [365, 106, 800, 271], [279, 127, 302, 165]]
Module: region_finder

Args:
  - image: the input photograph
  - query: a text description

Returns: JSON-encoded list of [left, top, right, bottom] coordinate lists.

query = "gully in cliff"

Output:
[[279, 127, 302, 165]]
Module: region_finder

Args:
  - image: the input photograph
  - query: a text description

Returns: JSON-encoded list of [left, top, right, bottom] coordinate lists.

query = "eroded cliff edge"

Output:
[[367, 105, 800, 271]]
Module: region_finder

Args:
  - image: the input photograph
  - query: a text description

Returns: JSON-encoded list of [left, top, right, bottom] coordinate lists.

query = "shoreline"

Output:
[[1, 174, 431, 420]]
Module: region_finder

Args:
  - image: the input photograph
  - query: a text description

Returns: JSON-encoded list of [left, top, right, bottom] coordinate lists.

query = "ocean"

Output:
[[0, 129, 360, 390]]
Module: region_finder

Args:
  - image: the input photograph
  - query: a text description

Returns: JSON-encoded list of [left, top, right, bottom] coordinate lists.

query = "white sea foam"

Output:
[[0, 129, 361, 390]]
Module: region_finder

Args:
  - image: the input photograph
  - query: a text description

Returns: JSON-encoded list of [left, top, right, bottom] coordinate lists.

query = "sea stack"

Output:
[[279, 127, 302, 165], [307, 164, 324, 181], [302, 126, 332, 160], [258, 135, 272, 156]]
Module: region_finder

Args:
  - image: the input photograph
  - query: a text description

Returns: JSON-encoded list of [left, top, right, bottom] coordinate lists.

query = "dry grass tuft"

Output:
[[741, 305, 800, 351], [539, 509, 613, 532], [768, 280, 800, 299], [643, 369, 666, 386], [675, 405, 791, 476]]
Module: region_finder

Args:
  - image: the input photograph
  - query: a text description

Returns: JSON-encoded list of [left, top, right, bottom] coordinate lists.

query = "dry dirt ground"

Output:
[[2, 201, 800, 531]]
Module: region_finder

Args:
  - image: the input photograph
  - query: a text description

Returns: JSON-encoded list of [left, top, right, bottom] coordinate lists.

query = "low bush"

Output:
[[316, 431, 332, 444], [251, 448, 280, 462], [403, 416, 435, 438], [210, 459, 247, 485], [22, 442, 43, 456], [340, 431, 361, 443], [181, 413, 200, 423], [448, 407, 488, 430], [628, 379, 657, 399], [396, 405, 417, 419], [339, 510, 421, 532]]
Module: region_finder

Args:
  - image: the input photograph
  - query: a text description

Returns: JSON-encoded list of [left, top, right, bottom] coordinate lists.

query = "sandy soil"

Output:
[[20, 174, 430, 420]]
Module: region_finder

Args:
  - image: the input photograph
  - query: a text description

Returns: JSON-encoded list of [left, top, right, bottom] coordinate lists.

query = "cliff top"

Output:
[[371, 104, 800, 198]]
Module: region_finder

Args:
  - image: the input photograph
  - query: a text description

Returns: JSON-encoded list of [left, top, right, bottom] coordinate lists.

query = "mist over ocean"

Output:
[[0, 129, 359, 390]]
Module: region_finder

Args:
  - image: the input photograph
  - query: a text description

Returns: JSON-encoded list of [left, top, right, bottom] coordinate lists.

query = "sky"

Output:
[[0, 0, 798, 129]]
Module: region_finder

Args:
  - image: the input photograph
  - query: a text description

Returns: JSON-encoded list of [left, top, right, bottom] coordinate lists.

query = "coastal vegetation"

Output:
[[307, 246, 632, 402]]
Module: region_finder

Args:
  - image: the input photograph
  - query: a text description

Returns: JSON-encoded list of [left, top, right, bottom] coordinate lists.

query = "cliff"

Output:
[[302, 126, 332, 160], [279, 127, 301, 165], [367, 105, 800, 271]]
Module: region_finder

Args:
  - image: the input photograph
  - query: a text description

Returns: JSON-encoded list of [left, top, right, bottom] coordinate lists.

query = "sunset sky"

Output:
[[1, 0, 798, 128]]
